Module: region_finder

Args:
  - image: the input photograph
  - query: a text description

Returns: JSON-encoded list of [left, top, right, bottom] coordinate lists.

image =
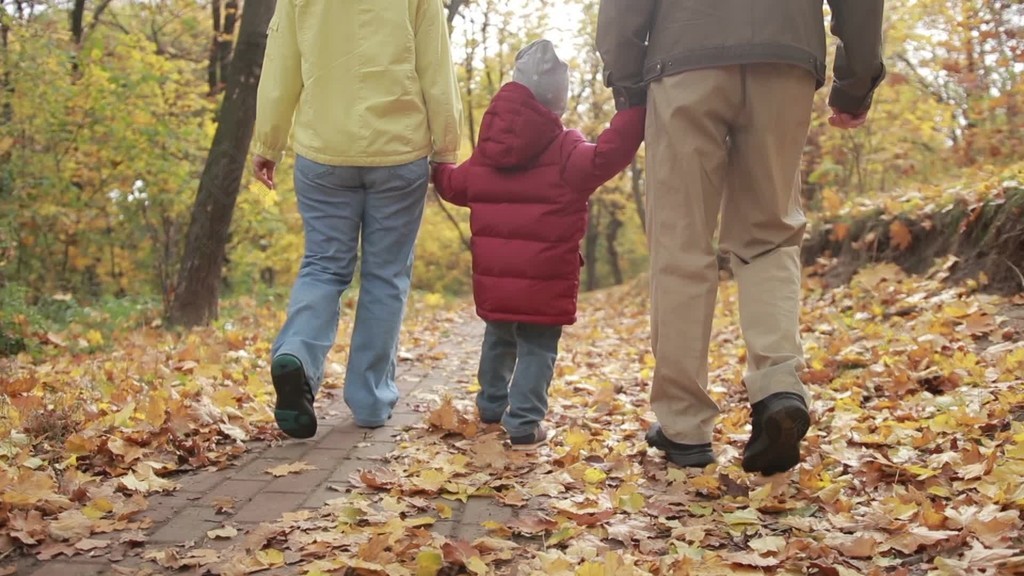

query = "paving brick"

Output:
[[300, 447, 351, 470], [386, 411, 424, 429], [176, 469, 227, 494], [327, 457, 380, 483], [264, 467, 332, 494], [149, 506, 223, 544], [432, 520, 459, 538], [347, 441, 396, 460], [318, 426, 375, 451], [261, 440, 317, 461], [301, 484, 352, 509], [141, 491, 197, 526], [455, 497, 513, 541], [199, 479, 271, 509], [230, 457, 293, 481], [233, 492, 308, 523]]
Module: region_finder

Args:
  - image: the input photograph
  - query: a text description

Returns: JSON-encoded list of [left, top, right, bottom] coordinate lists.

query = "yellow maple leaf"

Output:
[[415, 549, 444, 576]]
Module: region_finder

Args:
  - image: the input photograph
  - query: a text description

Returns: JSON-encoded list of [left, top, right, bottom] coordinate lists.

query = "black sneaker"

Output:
[[271, 354, 317, 439], [645, 423, 715, 468], [742, 392, 810, 475], [509, 425, 548, 450]]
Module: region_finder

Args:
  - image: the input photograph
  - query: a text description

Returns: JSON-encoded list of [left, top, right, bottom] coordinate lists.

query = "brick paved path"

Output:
[[13, 312, 515, 575]]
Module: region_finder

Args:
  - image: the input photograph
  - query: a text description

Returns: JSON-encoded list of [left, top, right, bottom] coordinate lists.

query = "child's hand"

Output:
[[429, 161, 454, 182], [253, 155, 277, 190]]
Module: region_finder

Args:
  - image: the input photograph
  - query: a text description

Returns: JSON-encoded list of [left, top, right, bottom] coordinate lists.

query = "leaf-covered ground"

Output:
[[2, 261, 1024, 575]]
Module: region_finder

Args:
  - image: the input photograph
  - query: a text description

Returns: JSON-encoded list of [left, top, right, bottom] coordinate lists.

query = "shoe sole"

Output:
[[645, 428, 715, 468], [510, 439, 547, 451], [742, 403, 810, 475], [272, 363, 317, 439]]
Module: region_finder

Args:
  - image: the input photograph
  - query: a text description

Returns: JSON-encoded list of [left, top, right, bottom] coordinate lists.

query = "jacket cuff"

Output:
[[612, 85, 648, 111], [430, 151, 459, 164], [252, 143, 284, 165], [828, 65, 886, 116]]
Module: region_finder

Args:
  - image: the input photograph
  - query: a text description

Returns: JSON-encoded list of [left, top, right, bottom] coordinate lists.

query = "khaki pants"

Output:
[[646, 64, 814, 445]]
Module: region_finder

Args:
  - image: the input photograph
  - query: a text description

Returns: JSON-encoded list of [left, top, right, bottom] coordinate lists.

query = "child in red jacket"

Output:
[[432, 40, 645, 450]]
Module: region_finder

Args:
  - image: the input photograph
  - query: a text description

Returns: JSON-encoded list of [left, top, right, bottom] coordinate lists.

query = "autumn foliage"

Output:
[[1, 0, 1024, 574]]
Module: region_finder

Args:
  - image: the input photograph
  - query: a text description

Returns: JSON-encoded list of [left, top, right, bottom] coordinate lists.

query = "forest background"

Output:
[[0, 0, 1022, 341]]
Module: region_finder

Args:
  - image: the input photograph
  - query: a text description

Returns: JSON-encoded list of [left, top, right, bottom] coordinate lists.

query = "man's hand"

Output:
[[828, 108, 869, 129], [253, 155, 277, 189]]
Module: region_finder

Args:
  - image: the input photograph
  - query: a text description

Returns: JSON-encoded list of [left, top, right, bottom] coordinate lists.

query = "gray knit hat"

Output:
[[513, 40, 569, 116]]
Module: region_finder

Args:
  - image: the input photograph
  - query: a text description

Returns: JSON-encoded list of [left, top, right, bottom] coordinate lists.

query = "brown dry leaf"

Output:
[[264, 461, 317, 478], [47, 510, 94, 541], [355, 467, 400, 489], [120, 463, 178, 494], [2, 470, 57, 507], [74, 538, 111, 551], [35, 542, 77, 561], [206, 525, 238, 540], [107, 437, 145, 464], [509, 513, 559, 535], [212, 497, 237, 514], [748, 535, 787, 555], [0, 566, 16, 576], [824, 533, 880, 558], [963, 312, 998, 336], [885, 528, 959, 554], [721, 550, 782, 567], [442, 539, 480, 565], [564, 508, 615, 527], [889, 219, 913, 250]]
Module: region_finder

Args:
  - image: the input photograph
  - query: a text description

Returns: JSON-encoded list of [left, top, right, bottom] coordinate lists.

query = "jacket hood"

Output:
[[475, 82, 564, 169]]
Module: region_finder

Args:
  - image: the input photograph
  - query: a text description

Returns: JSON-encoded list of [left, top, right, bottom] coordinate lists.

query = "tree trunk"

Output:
[[208, 0, 222, 94], [584, 203, 600, 291], [445, 0, 468, 25], [219, 2, 238, 91], [1, 4, 11, 124], [629, 157, 645, 232], [605, 212, 623, 285], [168, 0, 276, 328], [70, 0, 86, 44]]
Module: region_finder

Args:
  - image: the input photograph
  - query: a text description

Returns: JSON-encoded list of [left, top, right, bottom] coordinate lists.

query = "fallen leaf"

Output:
[[206, 525, 238, 539], [721, 550, 781, 567], [74, 538, 111, 551], [748, 535, 786, 555], [416, 549, 444, 576], [890, 219, 913, 250], [265, 461, 317, 477]]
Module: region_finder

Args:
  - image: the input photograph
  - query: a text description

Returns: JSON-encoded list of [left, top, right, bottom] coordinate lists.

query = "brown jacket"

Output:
[[596, 0, 885, 115]]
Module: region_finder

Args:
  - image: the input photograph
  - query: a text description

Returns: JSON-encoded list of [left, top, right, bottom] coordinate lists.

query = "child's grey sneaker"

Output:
[[509, 425, 548, 450]]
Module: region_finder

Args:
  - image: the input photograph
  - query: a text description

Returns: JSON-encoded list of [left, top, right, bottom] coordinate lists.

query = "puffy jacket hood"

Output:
[[475, 82, 565, 169]]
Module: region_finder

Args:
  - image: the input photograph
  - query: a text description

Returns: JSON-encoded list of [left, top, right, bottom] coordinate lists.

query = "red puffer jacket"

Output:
[[433, 82, 645, 325]]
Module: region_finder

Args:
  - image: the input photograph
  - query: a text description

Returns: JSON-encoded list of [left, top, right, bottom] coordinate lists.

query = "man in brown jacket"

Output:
[[597, 1, 885, 475]]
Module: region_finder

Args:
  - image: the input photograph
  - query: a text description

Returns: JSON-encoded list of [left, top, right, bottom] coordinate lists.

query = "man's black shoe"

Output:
[[645, 423, 715, 468], [742, 392, 810, 475], [271, 354, 317, 439]]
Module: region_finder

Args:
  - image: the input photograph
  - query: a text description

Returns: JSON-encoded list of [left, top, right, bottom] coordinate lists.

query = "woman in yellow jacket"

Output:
[[251, 0, 462, 438]]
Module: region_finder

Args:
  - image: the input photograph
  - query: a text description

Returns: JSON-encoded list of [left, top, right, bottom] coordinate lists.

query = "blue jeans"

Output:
[[476, 321, 563, 437], [272, 155, 428, 427]]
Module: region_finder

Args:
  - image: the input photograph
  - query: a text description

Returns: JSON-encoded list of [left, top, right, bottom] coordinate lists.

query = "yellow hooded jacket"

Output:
[[253, 0, 463, 166]]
